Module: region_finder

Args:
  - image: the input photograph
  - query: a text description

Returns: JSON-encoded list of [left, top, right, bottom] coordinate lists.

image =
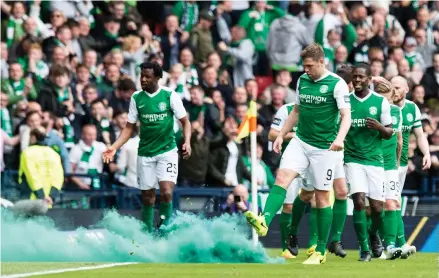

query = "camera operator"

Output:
[[221, 184, 249, 214]]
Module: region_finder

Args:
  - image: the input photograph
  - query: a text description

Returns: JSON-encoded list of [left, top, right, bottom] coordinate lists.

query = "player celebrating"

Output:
[[102, 62, 192, 232], [391, 76, 431, 258], [245, 43, 351, 265], [372, 77, 403, 260], [344, 63, 393, 262]]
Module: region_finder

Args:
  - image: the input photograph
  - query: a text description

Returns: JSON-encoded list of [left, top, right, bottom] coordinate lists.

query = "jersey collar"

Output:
[[352, 90, 373, 102], [312, 70, 330, 82], [143, 86, 161, 98]]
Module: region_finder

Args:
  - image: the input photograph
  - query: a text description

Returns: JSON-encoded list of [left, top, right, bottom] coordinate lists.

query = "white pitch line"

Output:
[[2, 262, 139, 278]]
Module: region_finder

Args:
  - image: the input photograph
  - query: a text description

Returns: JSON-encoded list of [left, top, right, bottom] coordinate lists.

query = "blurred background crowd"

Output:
[[0, 0, 438, 207]]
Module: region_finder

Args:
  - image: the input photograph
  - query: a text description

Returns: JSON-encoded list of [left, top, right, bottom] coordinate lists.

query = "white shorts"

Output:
[[384, 170, 400, 201], [280, 137, 342, 191], [344, 162, 385, 202], [136, 149, 179, 190], [334, 157, 345, 180], [284, 178, 301, 204], [398, 166, 408, 193]]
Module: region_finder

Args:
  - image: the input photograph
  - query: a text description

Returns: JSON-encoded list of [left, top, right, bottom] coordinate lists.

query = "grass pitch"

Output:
[[1, 250, 437, 278]]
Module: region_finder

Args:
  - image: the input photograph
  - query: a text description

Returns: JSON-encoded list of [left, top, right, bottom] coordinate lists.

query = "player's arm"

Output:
[[171, 91, 192, 159], [396, 109, 403, 166], [366, 98, 393, 139], [412, 104, 430, 170], [332, 79, 351, 150], [268, 105, 294, 142], [103, 96, 137, 163]]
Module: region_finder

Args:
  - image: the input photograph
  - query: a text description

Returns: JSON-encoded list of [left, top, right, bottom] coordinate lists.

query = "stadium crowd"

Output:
[[1, 0, 438, 196]]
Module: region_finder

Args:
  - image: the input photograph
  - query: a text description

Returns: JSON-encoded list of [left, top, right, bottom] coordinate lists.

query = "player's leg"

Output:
[[156, 150, 179, 226], [302, 149, 340, 265], [280, 178, 300, 259], [397, 166, 416, 258], [345, 163, 371, 261], [245, 138, 308, 236], [365, 165, 386, 258], [383, 170, 402, 260], [307, 194, 318, 255], [137, 156, 159, 233]]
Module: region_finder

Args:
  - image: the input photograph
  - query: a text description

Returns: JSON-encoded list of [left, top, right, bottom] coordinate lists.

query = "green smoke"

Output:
[[1, 209, 283, 264]]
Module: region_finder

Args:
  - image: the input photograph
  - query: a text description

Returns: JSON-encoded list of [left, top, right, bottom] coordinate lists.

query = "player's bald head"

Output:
[[390, 76, 408, 92]]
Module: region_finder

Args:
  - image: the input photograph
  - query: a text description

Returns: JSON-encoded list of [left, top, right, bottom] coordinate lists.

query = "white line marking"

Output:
[[2, 262, 139, 278]]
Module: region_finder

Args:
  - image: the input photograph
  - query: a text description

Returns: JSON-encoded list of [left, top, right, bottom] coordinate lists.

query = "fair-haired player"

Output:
[[371, 76, 403, 260], [103, 62, 192, 232], [391, 76, 431, 258], [245, 43, 351, 265], [344, 63, 393, 262]]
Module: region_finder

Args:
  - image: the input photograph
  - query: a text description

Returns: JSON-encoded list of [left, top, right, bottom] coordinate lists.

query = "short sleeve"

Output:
[[380, 98, 392, 126], [397, 108, 403, 132], [333, 79, 351, 110], [69, 146, 82, 164], [413, 103, 422, 128], [270, 105, 289, 131], [295, 77, 301, 105], [170, 91, 187, 119], [127, 96, 138, 124]]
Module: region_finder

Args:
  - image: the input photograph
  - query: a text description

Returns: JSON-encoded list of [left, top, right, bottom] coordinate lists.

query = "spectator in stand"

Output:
[[370, 59, 384, 78], [60, 101, 87, 149], [173, 0, 199, 33], [161, 15, 189, 72], [166, 63, 190, 101], [1, 62, 37, 107], [242, 138, 274, 190], [108, 78, 136, 116], [206, 116, 251, 187], [2, 1, 28, 48], [415, 28, 437, 69], [259, 84, 286, 129], [50, 46, 69, 67], [201, 66, 233, 108], [244, 78, 258, 102], [115, 123, 139, 187], [262, 70, 294, 105], [206, 51, 231, 86], [210, 0, 232, 46], [50, 0, 93, 20], [412, 85, 427, 112], [420, 51, 439, 101], [93, 16, 122, 56], [66, 19, 83, 63], [221, 184, 251, 214], [109, 109, 128, 143], [180, 48, 200, 87], [404, 37, 425, 69], [89, 99, 111, 146], [366, 2, 405, 43], [19, 43, 49, 83], [37, 64, 73, 117], [0, 42, 8, 78], [417, 6, 435, 46], [43, 24, 74, 65], [82, 49, 98, 81], [238, 1, 284, 76], [266, 13, 311, 85], [148, 53, 169, 86], [121, 34, 149, 81], [69, 124, 106, 190], [0, 92, 13, 137], [349, 3, 368, 28], [404, 134, 428, 191], [97, 63, 120, 99], [0, 129, 20, 172], [218, 25, 254, 88], [189, 10, 215, 66]]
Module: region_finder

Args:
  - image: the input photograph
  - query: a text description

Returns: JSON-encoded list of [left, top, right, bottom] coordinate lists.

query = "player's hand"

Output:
[[422, 154, 431, 170], [366, 117, 381, 130], [182, 141, 191, 159], [102, 146, 117, 163], [273, 136, 283, 154], [44, 196, 53, 205], [329, 138, 344, 151]]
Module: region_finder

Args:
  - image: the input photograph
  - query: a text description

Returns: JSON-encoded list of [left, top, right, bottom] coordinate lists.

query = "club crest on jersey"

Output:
[[369, 106, 377, 115], [319, 85, 329, 94], [392, 116, 397, 125], [406, 113, 413, 122], [158, 102, 167, 111]]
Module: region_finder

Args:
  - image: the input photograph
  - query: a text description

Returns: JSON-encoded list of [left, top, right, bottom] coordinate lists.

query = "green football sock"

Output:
[[307, 208, 318, 248], [262, 185, 286, 226], [379, 210, 386, 242], [353, 210, 370, 252], [280, 212, 292, 251], [370, 209, 383, 234], [331, 199, 347, 243], [289, 196, 308, 235], [366, 214, 372, 233], [159, 202, 173, 225], [141, 205, 154, 233], [315, 206, 333, 255], [384, 210, 397, 247], [396, 210, 406, 246]]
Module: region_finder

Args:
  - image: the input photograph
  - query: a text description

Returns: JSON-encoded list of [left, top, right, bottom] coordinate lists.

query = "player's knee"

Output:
[[385, 199, 397, 210], [275, 169, 296, 189], [141, 191, 155, 206], [370, 201, 383, 213], [334, 180, 348, 199], [314, 190, 331, 208], [299, 190, 313, 203], [282, 204, 293, 214], [352, 193, 366, 210]]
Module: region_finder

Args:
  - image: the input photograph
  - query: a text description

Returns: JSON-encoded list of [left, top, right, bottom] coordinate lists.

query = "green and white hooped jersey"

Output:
[[400, 100, 422, 167], [382, 104, 403, 171], [127, 86, 187, 158], [270, 103, 296, 153], [344, 91, 392, 167], [295, 71, 350, 150]]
